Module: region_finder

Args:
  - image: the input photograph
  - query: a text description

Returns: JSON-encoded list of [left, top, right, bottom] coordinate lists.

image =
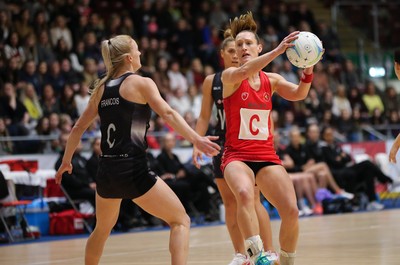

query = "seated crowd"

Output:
[[0, 1, 398, 230]]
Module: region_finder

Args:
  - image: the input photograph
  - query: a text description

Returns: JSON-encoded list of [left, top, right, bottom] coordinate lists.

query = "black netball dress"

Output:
[[96, 73, 157, 199]]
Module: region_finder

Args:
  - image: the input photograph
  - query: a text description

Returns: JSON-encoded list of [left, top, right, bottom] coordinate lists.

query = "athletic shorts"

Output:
[[96, 155, 157, 199], [243, 161, 280, 177]]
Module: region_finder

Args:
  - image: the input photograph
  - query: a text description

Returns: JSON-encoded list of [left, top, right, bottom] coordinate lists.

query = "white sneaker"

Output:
[[337, 190, 354, 200], [366, 201, 384, 211], [228, 253, 251, 265]]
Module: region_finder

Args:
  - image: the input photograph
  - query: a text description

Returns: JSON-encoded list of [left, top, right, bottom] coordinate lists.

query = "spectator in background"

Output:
[[340, 59, 360, 89], [186, 58, 205, 88], [59, 83, 78, 120], [168, 87, 191, 116], [74, 82, 90, 116], [50, 15, 73, 51], [36, 30, 56, 64], [317, 20, 343, 63], [47, 60, 66, 95], [60, 58, 82, 88], [321, 126, 392, 211], [279, 60, 299, 85], [22, 32, 39, 64], [82, 58, 98, 86], [3, 57, 20, 85], [0, 117, 13, 155], [157, 133, 213, 218], [274, 131, 322, 215], [0, 82, 27, 127], [32, 9, 49, 37], [153, 57, 171, 98], [0, 9, 12, 44], [19, 82, 43, 122], [19, 59, 41, 94], [362, 81, 384, 116], [4, 31, 25, 64], [14, 8, 33, 40], [285, 126, 353, 199], [311, 62, 329, 96], [55, 133, 96, 209], [34, 116, 52, 153], [40, 84, 60, 116], [383, 86, 400, 118], [331, 84, 352, 118], [167, 60, 188, 93]]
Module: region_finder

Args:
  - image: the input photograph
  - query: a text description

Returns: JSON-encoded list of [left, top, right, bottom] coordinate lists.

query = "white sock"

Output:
[[280, 249, 296, 265], [245, 235, 263, 261]]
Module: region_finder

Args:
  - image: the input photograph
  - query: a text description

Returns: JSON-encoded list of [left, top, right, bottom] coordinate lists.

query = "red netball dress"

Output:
[[221, 71, 281, 172]]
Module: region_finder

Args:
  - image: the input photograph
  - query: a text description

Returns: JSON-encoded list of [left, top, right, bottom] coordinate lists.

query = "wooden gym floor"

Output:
[[1, 209, 399, 265]]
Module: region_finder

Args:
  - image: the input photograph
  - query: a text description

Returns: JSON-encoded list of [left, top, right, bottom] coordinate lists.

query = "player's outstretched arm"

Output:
[[389, 134, 400, 163], [139, 77, 220, 157]]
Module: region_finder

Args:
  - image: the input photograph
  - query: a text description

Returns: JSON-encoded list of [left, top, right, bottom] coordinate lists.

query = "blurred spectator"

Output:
[[167, 60, 188, 93], [153, 57, 171, 98], [186, 58, 205, 88], [3, 56, 20, 84], [19, 82, 43, 122], [170, 18, 194, 66], [0, 117, 13, 155], [285, 126, 351, 198], [383, 86, 400, 118], [326, 63, 341, 93], [340, 59, 360, 89], [4, 31, 25, 64], [362, 81, 384, 115], [291, 3, 317, 32], [55, 133, 96, 209], [0, 82, 27, 127], [40, 84, 60, 116], [32, 9, 49, 37], [317, 20, 343, 63], [36, 30, 56, 63], [34, 116, 52, 153], [209, 2, 228, 29], [321, 126, 391, 211], [157, 133, 213, 218], [60, 58, 82, 88], [22, 32, 39, 64], [332, 84, 352, 117], [168, 88, 191, 116], [312, 62, 329, 96], [19, 59, 41, 93], [82, 58, 98, 86], [59, 84, 78, 120], [279, 60, 299, 84], [74, 82, 90, 116], [0, 9, 12, 44], [50, 15, 73, 51], [83, 31, 101, 62], [188, 85, 202, 118], [14, 8, 33, 40], [47, 60, 66, 95], [303, 88, 323, 123]]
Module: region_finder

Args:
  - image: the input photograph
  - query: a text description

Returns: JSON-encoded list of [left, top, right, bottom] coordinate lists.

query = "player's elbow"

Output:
[[160, 107, 176, 123]]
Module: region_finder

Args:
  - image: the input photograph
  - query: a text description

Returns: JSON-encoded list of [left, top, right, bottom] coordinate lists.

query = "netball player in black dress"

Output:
[[55, 35, 220, 265]]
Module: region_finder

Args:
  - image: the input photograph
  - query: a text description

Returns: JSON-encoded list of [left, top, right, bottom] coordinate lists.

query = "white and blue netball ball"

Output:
[[286, 31, 324, 68]]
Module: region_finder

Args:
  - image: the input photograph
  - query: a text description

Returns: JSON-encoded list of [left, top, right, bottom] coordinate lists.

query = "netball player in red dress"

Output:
[[221, 12, 318, 265], [192, 31, 276, 265]]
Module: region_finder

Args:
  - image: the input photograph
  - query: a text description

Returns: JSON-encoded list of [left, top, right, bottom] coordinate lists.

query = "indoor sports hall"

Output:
[[1, 1, 400, 265]]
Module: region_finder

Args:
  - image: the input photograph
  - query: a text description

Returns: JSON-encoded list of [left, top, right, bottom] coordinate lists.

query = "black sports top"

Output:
[[211, 72, 225, 138], [98, 73, 150, 157]]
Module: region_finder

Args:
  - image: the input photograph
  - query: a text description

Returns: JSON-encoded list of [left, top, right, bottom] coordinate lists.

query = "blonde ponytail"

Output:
[[89, 35, 133, 97]]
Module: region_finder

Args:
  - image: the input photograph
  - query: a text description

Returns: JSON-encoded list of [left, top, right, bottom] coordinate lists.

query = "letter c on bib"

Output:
[[249, 115, 260, 135]]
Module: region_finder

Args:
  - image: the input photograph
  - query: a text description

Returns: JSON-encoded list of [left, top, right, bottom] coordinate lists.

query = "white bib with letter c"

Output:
[[239, 108, 270, 140]]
